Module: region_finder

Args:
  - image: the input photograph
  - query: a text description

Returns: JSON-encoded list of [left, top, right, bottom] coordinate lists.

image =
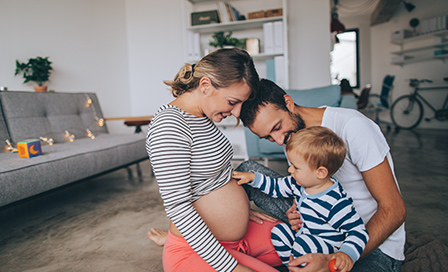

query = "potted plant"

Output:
[[209, 31, 246, 49], [15, 57, 53, 92]]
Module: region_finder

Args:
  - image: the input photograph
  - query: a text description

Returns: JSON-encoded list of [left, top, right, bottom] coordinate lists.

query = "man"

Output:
[[237, 79, 406, 272]]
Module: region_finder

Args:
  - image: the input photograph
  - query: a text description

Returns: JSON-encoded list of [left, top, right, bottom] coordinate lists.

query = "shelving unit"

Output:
[[182, 0, 288, 88], [391, 30, 448, 65], [182, 0, 289, 160]]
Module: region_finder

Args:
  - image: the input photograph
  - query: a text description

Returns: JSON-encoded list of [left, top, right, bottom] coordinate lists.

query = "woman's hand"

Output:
[[286, 200, 302, 232], [249, 209, 278, 224], [232, 171, 255, 185]]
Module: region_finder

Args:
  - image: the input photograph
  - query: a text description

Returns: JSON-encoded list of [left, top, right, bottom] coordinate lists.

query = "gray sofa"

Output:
[[244, 84, 358, 160], [0, 91, 148, 208]]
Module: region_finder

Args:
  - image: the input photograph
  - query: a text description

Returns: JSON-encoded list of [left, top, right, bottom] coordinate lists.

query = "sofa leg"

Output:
[[127, 167, 133, 179], [136, 163, 142, 178]]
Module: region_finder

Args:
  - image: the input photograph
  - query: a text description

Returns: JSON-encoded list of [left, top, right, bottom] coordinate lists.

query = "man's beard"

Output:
[[283, 112, 306, 145]]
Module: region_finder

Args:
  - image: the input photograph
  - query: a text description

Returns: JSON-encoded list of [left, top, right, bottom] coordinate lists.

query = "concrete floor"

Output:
[[0, 127, 447, 271]]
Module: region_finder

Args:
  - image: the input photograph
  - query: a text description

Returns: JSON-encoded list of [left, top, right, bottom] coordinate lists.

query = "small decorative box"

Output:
[[17, 139, 42, 158]]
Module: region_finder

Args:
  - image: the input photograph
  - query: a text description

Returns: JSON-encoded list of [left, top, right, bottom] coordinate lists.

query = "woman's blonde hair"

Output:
[[164, 48, 259, 97], [286, 126, 346, 177]]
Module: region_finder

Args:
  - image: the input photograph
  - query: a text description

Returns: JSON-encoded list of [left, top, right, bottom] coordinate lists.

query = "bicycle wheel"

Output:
[[390, 95, 423, 129]]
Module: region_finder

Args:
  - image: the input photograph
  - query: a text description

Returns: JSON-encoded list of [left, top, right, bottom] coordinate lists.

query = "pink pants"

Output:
[[163, 220, 282, 271]]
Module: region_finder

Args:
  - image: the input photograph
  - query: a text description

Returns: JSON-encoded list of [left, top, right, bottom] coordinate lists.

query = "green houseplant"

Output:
[[15, 57, 53, 92], [209, 31, 245, 49]]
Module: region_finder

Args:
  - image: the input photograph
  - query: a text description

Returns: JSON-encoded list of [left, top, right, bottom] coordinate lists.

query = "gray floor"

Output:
[[0, 127, 447, 271]]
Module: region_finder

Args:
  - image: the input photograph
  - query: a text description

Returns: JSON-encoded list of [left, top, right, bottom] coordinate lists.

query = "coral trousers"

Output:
[[163, 220, 282, 271]]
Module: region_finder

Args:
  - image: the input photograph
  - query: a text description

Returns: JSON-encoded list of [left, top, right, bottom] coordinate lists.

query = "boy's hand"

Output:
[[232, 171, 255, 185], [286, 200, 302, 232], [329, 252, 353, 272]]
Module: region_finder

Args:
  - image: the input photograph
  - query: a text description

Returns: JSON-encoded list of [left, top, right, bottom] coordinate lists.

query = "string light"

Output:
[[64, 130, 75, 142], [85, 94, 105, 128], [96, 117, 104, 127], [85, 98, 92, 108], [5, 139, 18, 153], [39, 136, 54, 146], [86, 129, 95, 139]]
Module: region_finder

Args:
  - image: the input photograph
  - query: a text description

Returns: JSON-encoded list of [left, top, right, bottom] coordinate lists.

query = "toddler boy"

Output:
[[233, 126, 369, 272]]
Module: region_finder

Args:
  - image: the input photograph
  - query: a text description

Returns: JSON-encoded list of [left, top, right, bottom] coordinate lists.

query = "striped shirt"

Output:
[[146, 105, 237, 271], [250, 172, 369, 262]]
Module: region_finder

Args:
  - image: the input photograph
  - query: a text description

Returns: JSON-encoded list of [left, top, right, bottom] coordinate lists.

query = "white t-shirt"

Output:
[[320, 107, 405, 261]]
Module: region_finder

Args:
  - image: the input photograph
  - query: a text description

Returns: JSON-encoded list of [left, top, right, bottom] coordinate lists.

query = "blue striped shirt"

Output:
[[250, 172, 369, 262]]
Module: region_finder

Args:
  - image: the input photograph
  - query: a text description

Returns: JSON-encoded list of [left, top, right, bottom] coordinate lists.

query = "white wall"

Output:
[[370, 0, 448, 129], [339, 15, 372, 90], [0, 0, 335, 132], [0, 0, 132, 133], [125, 0, 184, 119], [288, 0, 332, 89], [341, 0, 448, 129]]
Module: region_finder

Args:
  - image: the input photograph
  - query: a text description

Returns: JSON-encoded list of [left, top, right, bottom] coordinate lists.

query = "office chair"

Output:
[[356, 84, 372, 110]]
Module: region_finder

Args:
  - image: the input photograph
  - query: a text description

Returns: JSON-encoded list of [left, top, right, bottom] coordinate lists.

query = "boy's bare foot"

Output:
[[147, 228, 168, 246]]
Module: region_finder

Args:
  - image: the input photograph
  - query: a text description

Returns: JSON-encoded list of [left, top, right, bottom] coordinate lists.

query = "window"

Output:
[[330, 28, 360, 89]]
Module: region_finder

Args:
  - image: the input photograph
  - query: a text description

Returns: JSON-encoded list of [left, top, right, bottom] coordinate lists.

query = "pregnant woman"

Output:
[[147, 48, 282, 271]]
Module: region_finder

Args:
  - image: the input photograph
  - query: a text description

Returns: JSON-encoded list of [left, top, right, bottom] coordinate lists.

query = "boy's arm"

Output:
[[232, 171, 255, 185], [328, 198, 369, 264], [233, 171, 296, 198]]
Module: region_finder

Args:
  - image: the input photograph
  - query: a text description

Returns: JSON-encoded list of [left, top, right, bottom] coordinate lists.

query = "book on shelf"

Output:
[[263, 22, 274, 54], [216, 2, 242, 23], [187, 32, 201, 61], [419, 15, 448, 35], [217, 2, 230, 23], [264, 21, 283, 54], [273, 21, 283, 54]]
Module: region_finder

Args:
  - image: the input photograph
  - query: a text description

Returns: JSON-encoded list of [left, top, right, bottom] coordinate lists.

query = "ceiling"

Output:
[[336, 0, 403, 25]]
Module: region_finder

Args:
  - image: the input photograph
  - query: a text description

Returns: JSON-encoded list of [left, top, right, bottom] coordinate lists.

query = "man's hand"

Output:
[[288, 253, 331, 272], [232, 171, 255, 185], [249, 209, 278, 224], [286, 200, 302, 232]]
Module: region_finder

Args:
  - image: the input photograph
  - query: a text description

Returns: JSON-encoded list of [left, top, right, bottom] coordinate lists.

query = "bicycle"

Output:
[[390, 77, 448, 129]]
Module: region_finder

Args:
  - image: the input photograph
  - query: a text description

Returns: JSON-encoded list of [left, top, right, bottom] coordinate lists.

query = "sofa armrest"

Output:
[[286, 85, 341, 108], [244, 127, 285, 159]]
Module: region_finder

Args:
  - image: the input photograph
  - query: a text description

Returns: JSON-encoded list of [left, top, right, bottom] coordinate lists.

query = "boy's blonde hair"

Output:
[[286, 126, 346, 176]]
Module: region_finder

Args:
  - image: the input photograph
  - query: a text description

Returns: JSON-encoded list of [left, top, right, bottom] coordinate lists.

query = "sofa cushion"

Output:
[[0, 133, 147, 207], [0, 92, 108, 144], [0, 98, 10, 152]]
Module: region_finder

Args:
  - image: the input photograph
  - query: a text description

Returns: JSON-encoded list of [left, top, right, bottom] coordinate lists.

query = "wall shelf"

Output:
[[391, 41, 448, 55], [391, 29, 448, 45], [392, 54, 448, 65], [188, 16, 283, 34], [391, 29, 448, 66]]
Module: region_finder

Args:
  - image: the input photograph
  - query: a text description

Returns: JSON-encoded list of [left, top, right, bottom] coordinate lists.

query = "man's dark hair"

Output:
[[240, 79, 289, 127]]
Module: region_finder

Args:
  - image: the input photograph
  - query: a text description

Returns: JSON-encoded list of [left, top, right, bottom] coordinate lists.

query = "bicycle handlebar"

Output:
[[409, 78, 433, 87]]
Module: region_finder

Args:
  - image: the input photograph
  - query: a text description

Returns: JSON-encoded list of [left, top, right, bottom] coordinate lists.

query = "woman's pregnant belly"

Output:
[[170, 179, 250, 242]]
